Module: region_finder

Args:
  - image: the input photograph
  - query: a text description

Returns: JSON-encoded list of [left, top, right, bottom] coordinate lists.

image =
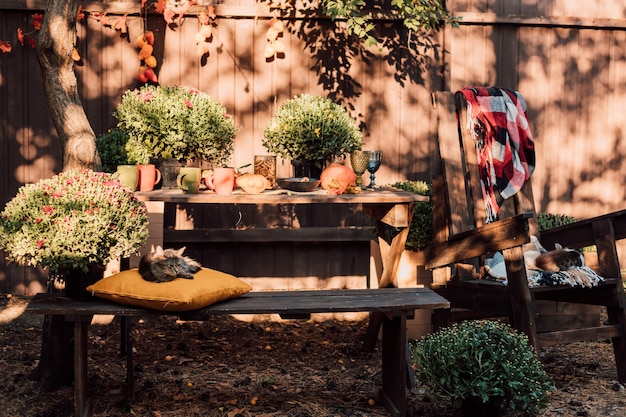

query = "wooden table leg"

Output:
[[74, 316, 91, 417], [379, 312, 408, 417]]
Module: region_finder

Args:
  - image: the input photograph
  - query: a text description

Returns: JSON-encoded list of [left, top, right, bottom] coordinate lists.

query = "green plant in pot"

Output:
[[114, 85, 237, 187], [262, 94, 363, 178], [411, 320, 553, 417], [95, 128, 131, 173], [0, 170, 149, 299]]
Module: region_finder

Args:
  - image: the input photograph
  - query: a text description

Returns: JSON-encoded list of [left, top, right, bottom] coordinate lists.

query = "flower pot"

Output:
[[461, 396, 502, 417], [291, 159, 323, 179], [63, 264, 105, 301]]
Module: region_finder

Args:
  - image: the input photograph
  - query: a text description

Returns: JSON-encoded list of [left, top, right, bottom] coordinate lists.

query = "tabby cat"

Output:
[[138, 246, 201, 283]]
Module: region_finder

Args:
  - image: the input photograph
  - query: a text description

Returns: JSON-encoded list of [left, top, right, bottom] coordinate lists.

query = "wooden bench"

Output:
[[26, 288, 449, 417]]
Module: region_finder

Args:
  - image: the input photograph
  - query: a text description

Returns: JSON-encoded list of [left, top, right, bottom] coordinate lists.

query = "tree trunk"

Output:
[[31, 0, 98, 392], [35, 0, 99, 171]]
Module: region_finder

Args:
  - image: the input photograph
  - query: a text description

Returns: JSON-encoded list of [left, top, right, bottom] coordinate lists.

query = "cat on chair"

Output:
[[139, 246, 201, 283]]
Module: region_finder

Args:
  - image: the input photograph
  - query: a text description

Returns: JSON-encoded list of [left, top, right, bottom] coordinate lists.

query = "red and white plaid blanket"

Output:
[[458, 87, 536, 222]]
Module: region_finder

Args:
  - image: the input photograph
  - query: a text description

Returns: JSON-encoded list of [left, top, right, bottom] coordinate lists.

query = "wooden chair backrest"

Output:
[[432, 91, 539, 250]]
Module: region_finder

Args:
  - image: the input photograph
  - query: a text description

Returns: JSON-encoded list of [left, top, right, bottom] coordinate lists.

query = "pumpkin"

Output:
[[320, 163, 357, 195], [236, 173, 271, 194]]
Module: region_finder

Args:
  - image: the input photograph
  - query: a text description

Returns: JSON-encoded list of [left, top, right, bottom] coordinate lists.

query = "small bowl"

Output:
[[277, 177, 321, 192]]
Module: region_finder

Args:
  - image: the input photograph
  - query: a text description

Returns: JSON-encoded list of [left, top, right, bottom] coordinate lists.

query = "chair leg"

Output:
[[607, 302, 626, 383], [503, 247, 540, 353]]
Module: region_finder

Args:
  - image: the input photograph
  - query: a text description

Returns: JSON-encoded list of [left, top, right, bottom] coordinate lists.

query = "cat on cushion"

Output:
[[139, 246, 201, 283], [534, 243, 584, 272]]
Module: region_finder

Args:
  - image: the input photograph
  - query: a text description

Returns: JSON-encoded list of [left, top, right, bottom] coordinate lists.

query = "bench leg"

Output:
[[379, 312, 408, 417], [121, 317, 135, 400], [73, 316, 91, 417]]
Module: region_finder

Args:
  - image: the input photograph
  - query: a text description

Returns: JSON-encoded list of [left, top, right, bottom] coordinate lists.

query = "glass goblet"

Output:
[[367, 150, 382, 188], [350, 150, 371, 186]]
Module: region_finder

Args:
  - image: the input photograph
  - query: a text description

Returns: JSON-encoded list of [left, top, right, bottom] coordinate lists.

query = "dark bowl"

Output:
[[276, 177, 321, 192]]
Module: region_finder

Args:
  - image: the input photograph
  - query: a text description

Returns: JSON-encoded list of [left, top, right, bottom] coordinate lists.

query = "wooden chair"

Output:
[[428, 90, 626, 382]]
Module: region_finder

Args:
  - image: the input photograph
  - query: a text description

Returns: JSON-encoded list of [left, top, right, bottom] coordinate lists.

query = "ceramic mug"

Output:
[[176, 167, 201, 194], [202, 167, 235, 195], [116, 165, 138, 191], [137, 164, 162, 192]]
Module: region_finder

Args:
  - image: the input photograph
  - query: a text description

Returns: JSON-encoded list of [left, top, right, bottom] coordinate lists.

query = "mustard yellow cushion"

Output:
[[86, 268, 252, 312]]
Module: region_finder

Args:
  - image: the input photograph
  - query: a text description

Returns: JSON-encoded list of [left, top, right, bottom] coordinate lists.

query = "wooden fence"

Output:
[[1, 0, 625, 293]]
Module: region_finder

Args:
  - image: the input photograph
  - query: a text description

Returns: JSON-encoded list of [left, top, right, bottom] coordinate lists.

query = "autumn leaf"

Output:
[[154, 0, 167, 14], [28, 37, 36, 48], [113, 14, 128, 33], [0, 40, 12, 53], [141, 0, 148, 9], [17, 28, 24, 46], [207, 5, 216, 20], [198, 11, 210, 25], [32, 13, 43, 31], [77, 5, 85, 21], [163, 8, 175, 24], [99, 14, 110, 27]]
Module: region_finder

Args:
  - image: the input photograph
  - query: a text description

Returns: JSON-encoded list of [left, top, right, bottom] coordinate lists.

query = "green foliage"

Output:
[[0, 170, 149, 273], [537, 212, 577, 231], [322, 0, 459, 47], [411, 320, 554, 415], [96, 128, 130, 173], [262, 94, 363, 163], [114, 85, 237, 165], [392, 180, 432, 251]]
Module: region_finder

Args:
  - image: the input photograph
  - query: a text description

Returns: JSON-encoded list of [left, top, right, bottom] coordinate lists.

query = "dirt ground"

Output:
[[1, 295, 626, 417]]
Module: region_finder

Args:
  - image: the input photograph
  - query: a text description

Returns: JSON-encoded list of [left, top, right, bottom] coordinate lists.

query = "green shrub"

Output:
[[96, 128, 130, 173], [411, 320, 554, 415], [536, 212, 577, 231], [392, 180, 432, 251]]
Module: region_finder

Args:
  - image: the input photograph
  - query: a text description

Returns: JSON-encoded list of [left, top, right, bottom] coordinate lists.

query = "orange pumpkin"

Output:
[[320, 163, 356, 195]]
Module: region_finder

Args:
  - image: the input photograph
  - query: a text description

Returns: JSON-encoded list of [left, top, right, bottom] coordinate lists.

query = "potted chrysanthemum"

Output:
[[0, 170, 149, 299], [114, 84, 238, 187], [411, 320, 554, 416], [262, 94, 363, 178]]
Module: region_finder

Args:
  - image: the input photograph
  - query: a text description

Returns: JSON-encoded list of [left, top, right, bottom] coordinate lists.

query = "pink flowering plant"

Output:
[[114, 85, 237, 165], [0, 170, 149, 273]]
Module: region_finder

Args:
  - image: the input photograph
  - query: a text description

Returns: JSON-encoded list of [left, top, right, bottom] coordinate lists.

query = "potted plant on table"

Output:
[[262, 93, 363, 178], [114, 84, 237, 188], [0, 169, 149, 299], [411, 320, 553, 417]]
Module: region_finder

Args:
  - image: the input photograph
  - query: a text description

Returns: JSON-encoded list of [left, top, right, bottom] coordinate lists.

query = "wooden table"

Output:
[[135, 187, 426, 289]]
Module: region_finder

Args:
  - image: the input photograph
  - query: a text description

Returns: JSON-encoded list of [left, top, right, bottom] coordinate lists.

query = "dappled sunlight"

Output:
[[450, 26, 496, 87], [559, 2, 626, 18], [14, 157, 57, 184], [0, 298, 27, 325]]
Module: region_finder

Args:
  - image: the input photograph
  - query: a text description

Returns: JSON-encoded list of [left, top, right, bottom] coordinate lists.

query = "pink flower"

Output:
[[43, 205, 53, 215], [139, 91, 155, 102], [185, 100, 193, 109], [37, 239, 45, 249]]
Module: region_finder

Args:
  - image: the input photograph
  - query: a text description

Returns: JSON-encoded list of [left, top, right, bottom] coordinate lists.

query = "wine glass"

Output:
[[366, 150, 382, 188], [350, 150, 371, 186]]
